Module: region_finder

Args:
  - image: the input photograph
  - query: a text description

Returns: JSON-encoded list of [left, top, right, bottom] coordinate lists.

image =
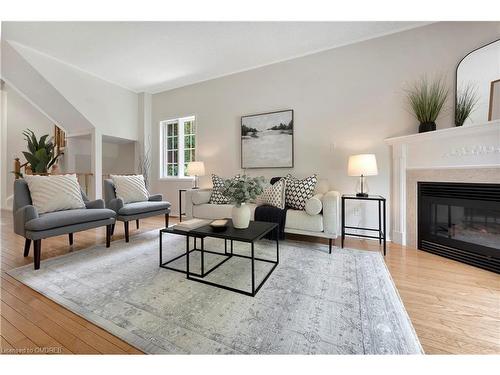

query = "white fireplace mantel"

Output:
[[385, 121, 500, 245]]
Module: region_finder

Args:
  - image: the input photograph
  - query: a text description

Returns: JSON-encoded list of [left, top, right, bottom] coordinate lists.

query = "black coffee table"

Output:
[[159, 220, 279, 297]]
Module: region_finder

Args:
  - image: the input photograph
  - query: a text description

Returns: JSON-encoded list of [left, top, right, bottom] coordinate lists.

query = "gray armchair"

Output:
[[13, 179, 116, 270], [104, 179, 171, 242]]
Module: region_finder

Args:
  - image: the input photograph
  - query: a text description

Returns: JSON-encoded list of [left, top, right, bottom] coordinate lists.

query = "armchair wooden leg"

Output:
[[329, 239, 333, 254], [34, 239, 41, 270], [136, 219, 139, 229], [23, 238, 32, 257], [124, 221, 129, 243], [110, 224, 115, 236], [106, 225, 111, 248], [69, 233, 74, 246], [165, 213, 169, 228]]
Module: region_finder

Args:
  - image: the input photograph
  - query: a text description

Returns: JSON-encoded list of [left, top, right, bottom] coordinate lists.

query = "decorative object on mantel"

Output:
[[241, 109, 294, 168], [489, 79, 500, 122], [347, 154, 378, 197], [186, 161, 205, 189], [222, 175, 265, 229], [406, 77, 448, 133], [455, 38, 500, 125], [455, 83, 479, 126]]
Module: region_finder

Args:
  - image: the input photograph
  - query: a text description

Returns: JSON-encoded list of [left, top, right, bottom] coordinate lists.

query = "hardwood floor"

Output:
[[1, 209, 499, 354]]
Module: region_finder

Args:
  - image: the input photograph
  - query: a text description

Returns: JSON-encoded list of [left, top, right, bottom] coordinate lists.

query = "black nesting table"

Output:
[[159, 220, 279, 297], [341, 194, 386, 255]]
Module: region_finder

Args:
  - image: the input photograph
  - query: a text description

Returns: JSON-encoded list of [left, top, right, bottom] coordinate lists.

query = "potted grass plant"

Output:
[[407, 77, 449, 133], [455, 84, 479, 127], [222, 175, 265, 229]]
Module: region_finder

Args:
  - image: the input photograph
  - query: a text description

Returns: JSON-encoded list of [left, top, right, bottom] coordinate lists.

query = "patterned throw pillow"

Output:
[[209, 174, 235, 204], [111, 175, 149, 204], [24, 174, 86, 214], [258, 178, 286, 209], [285, 174, 318, 210]]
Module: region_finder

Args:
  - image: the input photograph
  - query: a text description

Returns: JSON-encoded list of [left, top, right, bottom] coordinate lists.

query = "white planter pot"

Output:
[[232, 203, 250, 229]]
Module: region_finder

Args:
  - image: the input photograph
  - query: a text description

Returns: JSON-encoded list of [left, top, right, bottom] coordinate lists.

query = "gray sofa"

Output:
[[104, 179, 171, 242], [13, 179, 116, 270]]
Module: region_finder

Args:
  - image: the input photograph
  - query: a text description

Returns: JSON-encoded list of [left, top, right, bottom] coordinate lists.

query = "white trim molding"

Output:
[[385, 121, 500, 246]]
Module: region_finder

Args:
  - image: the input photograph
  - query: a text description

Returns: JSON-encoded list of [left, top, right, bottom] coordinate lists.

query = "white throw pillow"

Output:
[[257, 178, 286, 209], [24, 174, 86, 214], [305, 194, 323, 216], [111, 175, 149, 204]]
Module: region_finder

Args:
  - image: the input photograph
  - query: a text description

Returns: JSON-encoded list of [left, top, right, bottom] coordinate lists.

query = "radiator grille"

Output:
[[418, 182, 500, 202], [420, 240, 500, 273]]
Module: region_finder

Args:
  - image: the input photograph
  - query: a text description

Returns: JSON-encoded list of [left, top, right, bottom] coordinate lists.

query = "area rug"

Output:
[[8, 230, 422, 354]]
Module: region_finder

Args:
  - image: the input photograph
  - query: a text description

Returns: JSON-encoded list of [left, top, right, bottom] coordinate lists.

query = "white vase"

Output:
[[232, 203, 250, 229]]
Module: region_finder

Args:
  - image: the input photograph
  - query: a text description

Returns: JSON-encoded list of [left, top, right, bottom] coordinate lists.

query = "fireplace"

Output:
[[418, 182, 500, 273]]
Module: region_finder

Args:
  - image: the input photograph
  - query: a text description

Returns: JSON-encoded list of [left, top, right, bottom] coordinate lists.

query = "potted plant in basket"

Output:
[[13, 129, 63, 178], [455, 83, 479, 127], [406, 77, 449, 133], [222, 175, 265, 229]]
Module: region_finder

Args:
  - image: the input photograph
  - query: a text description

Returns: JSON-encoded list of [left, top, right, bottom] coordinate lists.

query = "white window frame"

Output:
[[159, 115, 196, 180]]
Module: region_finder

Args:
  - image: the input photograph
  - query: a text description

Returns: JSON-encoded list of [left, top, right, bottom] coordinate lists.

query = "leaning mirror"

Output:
[[456, 39, 500, 126]]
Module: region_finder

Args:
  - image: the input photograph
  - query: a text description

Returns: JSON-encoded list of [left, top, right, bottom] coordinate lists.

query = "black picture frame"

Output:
[[240, 109, 294, 169]]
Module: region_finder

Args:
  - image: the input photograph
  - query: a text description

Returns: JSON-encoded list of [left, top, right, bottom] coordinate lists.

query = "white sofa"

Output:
[[184, 180, 341, 252]]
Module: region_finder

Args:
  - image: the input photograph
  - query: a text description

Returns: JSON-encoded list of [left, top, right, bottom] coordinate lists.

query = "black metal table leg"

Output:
[[251, 242, 255, 296], [341, 197, 345, 248], [186, 234, 190, 277], [378, 200, 382, 244], [383, 199, 387, 256], [179, 190, 182, 222], [276, 225, 280, 264], [201, 237, 205, 276], [159, 230, 162, 266]]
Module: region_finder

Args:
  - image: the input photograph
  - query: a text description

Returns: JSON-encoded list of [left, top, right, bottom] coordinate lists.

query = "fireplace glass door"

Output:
[[418, 182, 500, 273]]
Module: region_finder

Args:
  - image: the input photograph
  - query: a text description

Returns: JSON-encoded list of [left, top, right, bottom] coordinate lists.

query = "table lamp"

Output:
[[347, 154, 378, 197], [186, 161, 205, 189]]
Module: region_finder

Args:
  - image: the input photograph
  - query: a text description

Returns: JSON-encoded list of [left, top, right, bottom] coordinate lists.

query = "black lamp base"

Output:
[[356, 192, 368, 198]]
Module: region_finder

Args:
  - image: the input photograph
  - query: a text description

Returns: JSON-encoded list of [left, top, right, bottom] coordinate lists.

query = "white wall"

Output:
[[65, 136, 136, 174], [2, 83, 55, 207], [151, 22, 500, 236], [8, 41, 140, 141]]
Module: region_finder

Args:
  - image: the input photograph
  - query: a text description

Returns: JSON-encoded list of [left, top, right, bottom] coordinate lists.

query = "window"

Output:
[[160, 116, 196, 178]]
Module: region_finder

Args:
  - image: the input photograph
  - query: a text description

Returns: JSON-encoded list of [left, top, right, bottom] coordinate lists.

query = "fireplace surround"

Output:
[[418, 182, 500, 273]]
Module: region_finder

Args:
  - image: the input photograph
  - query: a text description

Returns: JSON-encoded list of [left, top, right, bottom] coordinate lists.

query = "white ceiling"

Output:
[[2, 22, 428, 93]]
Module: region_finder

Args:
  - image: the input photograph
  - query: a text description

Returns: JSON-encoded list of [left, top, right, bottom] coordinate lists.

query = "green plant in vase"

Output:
[[455, 84, 479, 126], [21, 129, 62, 174], [222, 175, 265, 229], [406, 77, 449, 133]]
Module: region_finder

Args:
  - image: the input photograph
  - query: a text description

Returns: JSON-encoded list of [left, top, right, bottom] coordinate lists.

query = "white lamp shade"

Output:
[[347, 154, 378, 176], [186, 161, 205, 176]]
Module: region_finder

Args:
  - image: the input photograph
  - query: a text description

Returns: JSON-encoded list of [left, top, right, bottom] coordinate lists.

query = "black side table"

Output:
[[178, 189, 187, 222], [341, 194, 386, 255]]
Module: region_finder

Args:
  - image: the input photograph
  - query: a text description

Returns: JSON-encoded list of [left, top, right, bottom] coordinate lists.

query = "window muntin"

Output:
[[160, 116, 195, 178]]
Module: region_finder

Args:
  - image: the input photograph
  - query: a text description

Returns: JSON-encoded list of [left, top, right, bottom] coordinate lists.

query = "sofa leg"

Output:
[[106, 225, 111, 248], [136, 219, 139, 229], [329, 239, 332, 254], [124, 221, 129, 242], [165, 213, 169, 228], [23, 238, 32, 257], [34, 239, 41, 270], [69, 233, 74, 246], [111, 224, 115, 236]]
